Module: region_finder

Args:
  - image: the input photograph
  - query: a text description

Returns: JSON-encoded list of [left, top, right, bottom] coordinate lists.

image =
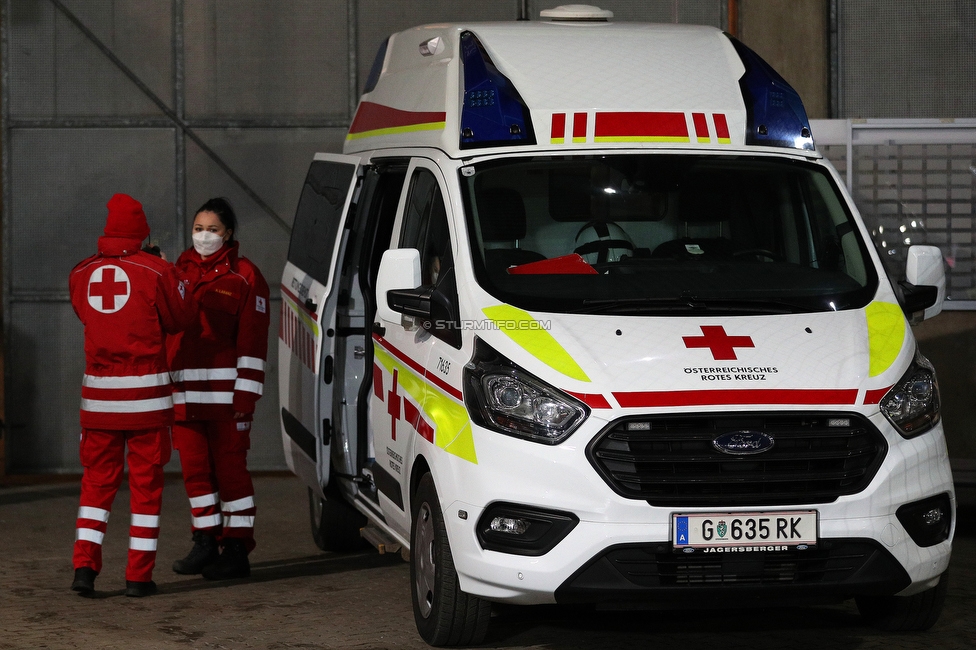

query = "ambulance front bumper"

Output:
[[438, 414, 954, 605]]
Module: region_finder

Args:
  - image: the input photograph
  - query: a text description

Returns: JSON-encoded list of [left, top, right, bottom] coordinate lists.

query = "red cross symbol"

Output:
[[387, 369, 401, 441], [683, 325, 754, 360], [88, 266, 130, 313]]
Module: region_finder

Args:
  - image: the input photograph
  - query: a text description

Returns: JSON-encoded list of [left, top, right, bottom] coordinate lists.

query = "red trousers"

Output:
[[173, 420, 256, 552], [73, 427, 171, 582]]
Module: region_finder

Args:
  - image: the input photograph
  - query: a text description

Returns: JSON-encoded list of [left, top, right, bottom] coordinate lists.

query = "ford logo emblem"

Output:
[[713, 431, 775, 455]]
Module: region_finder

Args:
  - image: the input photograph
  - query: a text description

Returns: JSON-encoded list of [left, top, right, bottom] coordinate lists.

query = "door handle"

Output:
[[305, 298, 318, 312]]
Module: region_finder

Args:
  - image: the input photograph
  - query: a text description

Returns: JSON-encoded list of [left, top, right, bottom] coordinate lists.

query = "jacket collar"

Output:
[[97, 235, 144, 257], [185, 240, 239, 270]]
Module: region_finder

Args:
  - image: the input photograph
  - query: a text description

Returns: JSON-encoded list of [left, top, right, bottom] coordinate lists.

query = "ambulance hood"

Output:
[[477, 303, 911, 411]]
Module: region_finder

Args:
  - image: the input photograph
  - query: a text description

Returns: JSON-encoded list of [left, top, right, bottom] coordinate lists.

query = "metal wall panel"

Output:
[[184, 0, 349, 118], [8, 0, 172, 117], [8, 128, 178, 294], [841, 1, 976, 118]]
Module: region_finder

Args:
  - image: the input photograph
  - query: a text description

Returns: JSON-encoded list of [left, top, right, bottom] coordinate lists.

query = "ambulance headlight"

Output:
[[879, 348, 941, 438], [464, 338, 588, 444]]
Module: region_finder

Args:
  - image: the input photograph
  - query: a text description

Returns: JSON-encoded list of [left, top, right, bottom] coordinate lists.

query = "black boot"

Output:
[[172, 531, 219, 574], [71, 567, 97, 595], [201, 539, 250, 580], [125, 580, 158, 597]]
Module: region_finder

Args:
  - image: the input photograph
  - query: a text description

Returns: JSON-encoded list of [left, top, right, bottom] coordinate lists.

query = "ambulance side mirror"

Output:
[[901, 245, 945, 322], [376, 248, 422, 324]]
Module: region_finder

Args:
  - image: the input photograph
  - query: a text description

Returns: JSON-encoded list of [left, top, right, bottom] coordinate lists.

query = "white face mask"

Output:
[[192, 231, 225, 257]]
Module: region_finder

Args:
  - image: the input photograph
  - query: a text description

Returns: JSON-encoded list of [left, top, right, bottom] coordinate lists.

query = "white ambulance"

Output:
[[279, 6, 953, 645]]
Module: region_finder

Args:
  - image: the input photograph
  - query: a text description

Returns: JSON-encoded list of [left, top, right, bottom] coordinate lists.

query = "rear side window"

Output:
[[288, 160, 357, 286]]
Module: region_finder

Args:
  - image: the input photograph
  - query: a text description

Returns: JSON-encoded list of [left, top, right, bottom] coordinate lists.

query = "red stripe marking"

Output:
[[594, 112, 688, 139], [692, 112, 709, 139], [372, 363, 384, 400], [349, 101, 446, 134], [404, 399, 435, 443], [613, 389, 859, 408], [280, 284, 317, 318], [863, 386, 893, 405], [566, 391, 612, 409], [573, 112, 587, 139], [372, 333, 464, 401], [713, 113, 730, 140], [551, 113, 566, 139]]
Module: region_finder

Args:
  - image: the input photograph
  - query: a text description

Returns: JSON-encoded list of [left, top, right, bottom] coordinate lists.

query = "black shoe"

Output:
[[172, 531, 219, 574], [201, 539, 250, 580], [71, 567, 97, 595], [124, 580, 158, 597]]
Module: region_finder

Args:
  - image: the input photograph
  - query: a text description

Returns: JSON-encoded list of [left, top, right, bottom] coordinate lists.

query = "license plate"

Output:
[[672, 511, 817, 553]]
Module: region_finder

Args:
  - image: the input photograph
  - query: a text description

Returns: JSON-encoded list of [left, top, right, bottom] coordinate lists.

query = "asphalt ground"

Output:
[[1, 474, 974, 649]]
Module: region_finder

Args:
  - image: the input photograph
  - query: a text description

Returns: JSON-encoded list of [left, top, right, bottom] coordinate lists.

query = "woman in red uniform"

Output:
[[169, 197, 270, 580]]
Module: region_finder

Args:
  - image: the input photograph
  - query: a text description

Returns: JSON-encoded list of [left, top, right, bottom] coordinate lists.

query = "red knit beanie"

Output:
[[104, 193, 150, 241]]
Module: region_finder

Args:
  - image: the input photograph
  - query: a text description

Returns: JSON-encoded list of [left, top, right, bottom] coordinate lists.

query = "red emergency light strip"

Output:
[[613, 388, 859, 408], [551, 113, 567, 143], [372, 333, 464, 401], [692, 113, 710, 142], [404, 399, 435, 443], [713, 113, 731, 143], [594, 112, 689, 143], [347, 101, 447, 138]]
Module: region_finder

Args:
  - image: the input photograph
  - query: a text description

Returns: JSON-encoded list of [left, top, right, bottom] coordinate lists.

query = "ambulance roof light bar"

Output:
[[727, 35, 815, 151], [540, 4, 614, 21], [459, 31, 537, 150]]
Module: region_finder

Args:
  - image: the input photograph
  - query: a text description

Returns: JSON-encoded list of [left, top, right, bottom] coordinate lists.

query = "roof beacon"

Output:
[[540, 5, 614, 21]]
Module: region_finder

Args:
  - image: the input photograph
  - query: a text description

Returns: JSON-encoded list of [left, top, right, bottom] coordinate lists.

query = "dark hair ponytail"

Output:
[[194, 197, 237, 242]]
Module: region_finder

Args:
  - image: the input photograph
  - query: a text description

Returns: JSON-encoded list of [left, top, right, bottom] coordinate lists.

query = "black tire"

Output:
[[308, 486, 367, 552], [855, 571, 949, 631], [411, 473, 491, 646]]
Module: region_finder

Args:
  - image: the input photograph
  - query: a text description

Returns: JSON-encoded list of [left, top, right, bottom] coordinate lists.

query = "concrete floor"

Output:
[[1, 474, 974, 649]]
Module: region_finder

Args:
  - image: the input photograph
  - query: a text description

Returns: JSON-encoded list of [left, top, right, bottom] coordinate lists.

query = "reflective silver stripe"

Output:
[[172, 392, 186, 404], [183, 391, 234, 404], [237, 356, 266, 371], [78, 506, 110, 523], [180, 368, 238, 381], [234, 378, 263, 395], [83, 373, 172, 388], [80, 396, 173, 413], [76, 528, 105, 545], [225, 515, 255, 528], [129, 537, 158, 552], [131, 513, 159, 528], [192, 514, 222, 528], [188, 492, 219, 508], [221, 496, 255, 512]]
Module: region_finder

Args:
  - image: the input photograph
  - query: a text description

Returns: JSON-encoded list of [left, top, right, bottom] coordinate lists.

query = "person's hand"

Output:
[[160, 250, 168, 261]]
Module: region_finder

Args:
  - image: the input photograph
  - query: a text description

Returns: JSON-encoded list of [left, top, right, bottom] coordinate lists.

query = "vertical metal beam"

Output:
[[173, 0, 187, 252], [829, 0, 840, 118], [1, 0, 10, 476], [519, 0, 530, 21], [348, 0, 358, 120]]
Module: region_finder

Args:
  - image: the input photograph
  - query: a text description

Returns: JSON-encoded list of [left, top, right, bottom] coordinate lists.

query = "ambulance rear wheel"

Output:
[[855, 571, 949, 631], [308, 486, 367, 552], [411, 473, 491, 646]]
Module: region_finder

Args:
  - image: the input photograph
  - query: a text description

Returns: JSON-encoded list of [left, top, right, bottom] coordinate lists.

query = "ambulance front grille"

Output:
[[586, 412, 887, 507]]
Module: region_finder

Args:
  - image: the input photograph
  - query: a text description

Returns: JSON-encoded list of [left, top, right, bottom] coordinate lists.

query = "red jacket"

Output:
[[167, 242, 271, 421], [70, 236, 196, 430]]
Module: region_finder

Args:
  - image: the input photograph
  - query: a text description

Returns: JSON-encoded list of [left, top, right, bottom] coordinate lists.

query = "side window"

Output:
[[399, 167, 461, 348], [288, 160, 357, 286]]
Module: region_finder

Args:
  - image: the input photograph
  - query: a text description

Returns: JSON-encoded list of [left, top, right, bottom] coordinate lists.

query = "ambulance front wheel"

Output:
[[855, 571, 949, 631], [411, 473, 491, 646], [308, 486, 367, 552]]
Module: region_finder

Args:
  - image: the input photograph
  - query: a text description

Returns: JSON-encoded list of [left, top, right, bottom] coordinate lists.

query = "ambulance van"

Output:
[[279, 6, 953, 645]]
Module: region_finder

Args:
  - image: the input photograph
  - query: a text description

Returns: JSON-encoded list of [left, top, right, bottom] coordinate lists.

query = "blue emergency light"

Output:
[[728, 36, 814, 151], [459, 31, 536, 150]]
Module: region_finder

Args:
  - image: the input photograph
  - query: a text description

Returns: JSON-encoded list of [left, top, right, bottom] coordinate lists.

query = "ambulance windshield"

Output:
[[460, 154, 878, 315]]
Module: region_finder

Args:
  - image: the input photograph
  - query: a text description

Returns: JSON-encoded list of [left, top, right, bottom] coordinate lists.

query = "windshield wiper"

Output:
[[576, 297, 812, 315]]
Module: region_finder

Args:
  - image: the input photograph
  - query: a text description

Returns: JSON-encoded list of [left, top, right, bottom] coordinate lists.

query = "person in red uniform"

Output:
[[69, 193, 195, 597], [169, 197, 270, 580]]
